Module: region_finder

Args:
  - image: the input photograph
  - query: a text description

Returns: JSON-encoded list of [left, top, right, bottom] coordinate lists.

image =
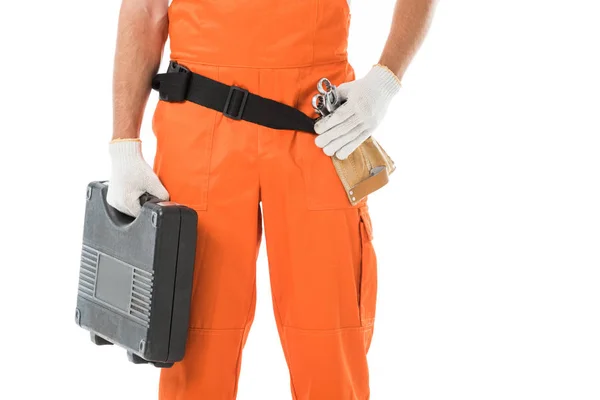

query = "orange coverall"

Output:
[[152, 1, 377, 398]]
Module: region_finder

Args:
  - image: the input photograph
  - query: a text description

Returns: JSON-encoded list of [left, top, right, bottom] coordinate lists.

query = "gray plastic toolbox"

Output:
[[75, 181, 197, 368]]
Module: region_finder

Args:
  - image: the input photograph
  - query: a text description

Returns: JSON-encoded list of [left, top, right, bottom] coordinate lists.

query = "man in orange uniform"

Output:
[[107, 0, 436, 398]]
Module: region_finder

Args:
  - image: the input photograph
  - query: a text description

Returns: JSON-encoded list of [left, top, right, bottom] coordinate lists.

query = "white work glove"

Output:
[[314, 65, 401, 160], [106, 139, 170, 217]]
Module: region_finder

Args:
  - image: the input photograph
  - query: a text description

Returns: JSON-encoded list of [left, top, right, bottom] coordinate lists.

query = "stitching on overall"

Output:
[[311, 0, 320, 65], [232, 279, 257, 397], [203, 65, 220, 211], [257, 68, 263, 182], [272, 295, 301, 399], [358, 209, 365, 323], [282, 325, 364, 333], [172, 58, 348, 70], [189, 229, 210, 320]]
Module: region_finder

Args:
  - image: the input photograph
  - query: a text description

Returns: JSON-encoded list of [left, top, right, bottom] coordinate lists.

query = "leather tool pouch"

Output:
[[331, 137, 396, 206]]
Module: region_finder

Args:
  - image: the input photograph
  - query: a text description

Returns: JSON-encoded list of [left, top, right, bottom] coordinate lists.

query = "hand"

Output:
[[314, 65, 401, 160], [106, 139, 170, 217]]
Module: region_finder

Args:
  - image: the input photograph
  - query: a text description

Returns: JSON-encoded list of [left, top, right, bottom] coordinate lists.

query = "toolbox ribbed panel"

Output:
[[79, 245, 98, 298], [130, 268, 154, 324], [78, 244, 154, 326]]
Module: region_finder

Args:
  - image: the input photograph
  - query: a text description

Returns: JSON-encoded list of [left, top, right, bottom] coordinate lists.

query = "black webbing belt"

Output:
[[151, 61, 317, 134]]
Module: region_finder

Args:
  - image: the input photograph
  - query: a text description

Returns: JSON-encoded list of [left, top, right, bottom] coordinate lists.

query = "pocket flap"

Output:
[[358, 206, 373, 241]]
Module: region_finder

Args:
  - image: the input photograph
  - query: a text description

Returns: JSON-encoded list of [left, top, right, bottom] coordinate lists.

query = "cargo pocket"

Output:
[[357, 206, 377, 329], [152, 99, 217, 210]]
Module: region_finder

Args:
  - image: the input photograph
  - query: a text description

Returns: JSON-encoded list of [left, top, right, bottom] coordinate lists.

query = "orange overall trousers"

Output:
[[153, 1, 377, 398]]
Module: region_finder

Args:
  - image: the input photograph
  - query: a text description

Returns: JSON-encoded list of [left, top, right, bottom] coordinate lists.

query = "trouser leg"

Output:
[[152, 69, 262, 398], [258, 82, 377, 399]]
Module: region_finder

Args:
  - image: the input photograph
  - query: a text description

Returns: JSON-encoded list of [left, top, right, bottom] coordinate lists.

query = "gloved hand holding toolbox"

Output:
[[75, 181, 197, 367]]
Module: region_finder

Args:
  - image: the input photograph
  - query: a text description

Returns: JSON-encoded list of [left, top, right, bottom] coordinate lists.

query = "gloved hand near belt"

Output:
[[106, 139, 170, 217], [314, 64, 402, 160]]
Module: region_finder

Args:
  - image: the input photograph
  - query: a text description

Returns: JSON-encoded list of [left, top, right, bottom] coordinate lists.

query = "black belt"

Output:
[[151, 61, 317, 134]]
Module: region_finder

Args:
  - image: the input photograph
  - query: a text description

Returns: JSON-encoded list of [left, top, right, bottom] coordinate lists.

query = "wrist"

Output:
[[369, 64, 402, 100], [109, 139, 143, 161], [373, 64, 403, 86], [110, 137, 141, 144]]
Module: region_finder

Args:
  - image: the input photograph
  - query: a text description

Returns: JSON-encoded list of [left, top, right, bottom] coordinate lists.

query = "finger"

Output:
[[125, 189, 146, 217], [126, 201, 143, 218], [315, 114, 361, 148], [108, 200, 132, 217], [322, 125, 365, 157], [147, 176, 170, 201], [335, 130, 372, 160], [106, 185, 120, 210], [106, 185, 134, 217], [314, 101, 354, 134], [335, 81, 352, 100]]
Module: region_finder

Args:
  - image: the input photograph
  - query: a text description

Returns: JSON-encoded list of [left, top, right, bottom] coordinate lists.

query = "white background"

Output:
[[1, 1, 599, 399]]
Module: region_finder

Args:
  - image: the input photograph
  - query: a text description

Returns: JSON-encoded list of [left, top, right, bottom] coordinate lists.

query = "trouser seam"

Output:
[[170, 58, 348, 70], [232, 275, 257, 398], [189, 229, 210, 308], [281, 325, 364, 333], [187, 327, 246, 332], [271, 296, 301, 400], [311, 0, 319, 64]]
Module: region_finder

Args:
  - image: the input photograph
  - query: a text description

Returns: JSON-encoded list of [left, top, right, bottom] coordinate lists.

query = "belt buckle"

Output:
[[223, 86, 249, 120], [167, 61, 190, 74]]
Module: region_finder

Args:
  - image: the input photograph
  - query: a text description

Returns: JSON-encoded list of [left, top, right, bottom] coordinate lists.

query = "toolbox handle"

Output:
[[138, 192, 160, 207], [96, 181, 160, 228]]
